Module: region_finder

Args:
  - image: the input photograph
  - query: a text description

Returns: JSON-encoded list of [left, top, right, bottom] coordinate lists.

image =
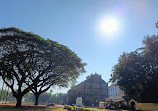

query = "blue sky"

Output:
[[0, 0, 158, 94]]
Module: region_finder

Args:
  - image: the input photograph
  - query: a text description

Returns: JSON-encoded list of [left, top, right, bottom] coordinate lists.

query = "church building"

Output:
[[67, 73, 108, 106]]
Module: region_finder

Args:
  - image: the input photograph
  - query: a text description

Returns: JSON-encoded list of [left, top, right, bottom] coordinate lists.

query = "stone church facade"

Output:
[[67, 74, 108, 106]]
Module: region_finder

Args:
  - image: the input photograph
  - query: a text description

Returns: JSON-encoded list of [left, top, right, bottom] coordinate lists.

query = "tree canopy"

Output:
[[110, 35, 158, 103], [0, 27, 86, 107]]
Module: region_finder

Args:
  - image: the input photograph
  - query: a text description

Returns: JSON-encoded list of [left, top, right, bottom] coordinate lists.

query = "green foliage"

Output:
[[111, 35, 158, 103], [23, 91, 67, 105], [64, 105, 103, 111], [51, 93, 67, 104], [23, 91, 34, 103], [0, 89, 14, 102], [0, 89, 8, 99], [0, 27, 86, 106], [38, 92, 52, 104]]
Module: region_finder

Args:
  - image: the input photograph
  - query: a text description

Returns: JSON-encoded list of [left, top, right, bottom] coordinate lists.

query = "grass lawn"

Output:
[[0, 104, 68, 111], [86, 108, 129, 111], [0, 107, 128, 111], [0, 104, 129, 111], [51, 108, 68, 111], [82, 108, 129, 111], [0, 107, 67, 111]]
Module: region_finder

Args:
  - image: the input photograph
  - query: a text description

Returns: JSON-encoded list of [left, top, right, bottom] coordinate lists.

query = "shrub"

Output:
[[64, 105, 98, 111]]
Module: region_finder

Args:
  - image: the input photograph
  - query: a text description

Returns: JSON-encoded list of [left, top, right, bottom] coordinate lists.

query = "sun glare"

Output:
[[98, 17, 119, 38]]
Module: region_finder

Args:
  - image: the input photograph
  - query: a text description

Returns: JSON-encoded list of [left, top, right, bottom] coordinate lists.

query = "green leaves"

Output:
[[111, 35, 158, 103], [0, 27, 86, 106]]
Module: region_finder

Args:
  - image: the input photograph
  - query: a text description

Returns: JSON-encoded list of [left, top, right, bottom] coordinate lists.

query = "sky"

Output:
[[0, 0, 158, 94]]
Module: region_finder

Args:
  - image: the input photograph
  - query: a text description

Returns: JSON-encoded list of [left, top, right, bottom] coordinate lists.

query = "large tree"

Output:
[[0, 27, 86, 107], [110, 35, 158, 103], [28, 39, 86, 105]]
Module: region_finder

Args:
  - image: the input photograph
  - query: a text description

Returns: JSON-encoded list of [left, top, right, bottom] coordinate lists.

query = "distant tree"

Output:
[[23, 92, 53, 104], [52, 93, 67, 104], [0, 85, 10, 103], [38, 92, 52, 104], [0, 27, 86, 106], [110, 35, 158, 102], [23, 92, 34, 103], [0, 81, 4, 101]]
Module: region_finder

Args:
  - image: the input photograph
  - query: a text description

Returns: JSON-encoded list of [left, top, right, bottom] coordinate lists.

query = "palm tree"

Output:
[[0, 81, 4, 103], [5, 86, 10, 104], [2, 85, 7, 103]]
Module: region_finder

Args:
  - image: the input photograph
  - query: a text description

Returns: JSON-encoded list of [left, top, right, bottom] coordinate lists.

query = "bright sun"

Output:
[[98, 17, 119, 37]]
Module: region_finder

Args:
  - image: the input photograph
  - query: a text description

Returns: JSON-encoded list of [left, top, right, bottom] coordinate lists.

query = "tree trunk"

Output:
[[34, 94, 40, 105], [16, 96, 22, 107]]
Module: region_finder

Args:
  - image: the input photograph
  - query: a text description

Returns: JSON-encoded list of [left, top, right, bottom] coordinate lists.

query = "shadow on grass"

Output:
[[0, 105, 61, 111]]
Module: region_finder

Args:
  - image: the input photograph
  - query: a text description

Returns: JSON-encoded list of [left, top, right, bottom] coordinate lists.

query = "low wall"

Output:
[[136, 103, 158, 110]]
